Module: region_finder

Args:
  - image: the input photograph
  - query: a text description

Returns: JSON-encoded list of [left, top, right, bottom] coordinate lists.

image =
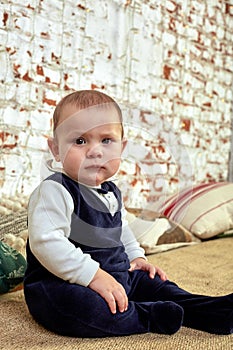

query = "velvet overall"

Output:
[[24, 174, 233, 337]]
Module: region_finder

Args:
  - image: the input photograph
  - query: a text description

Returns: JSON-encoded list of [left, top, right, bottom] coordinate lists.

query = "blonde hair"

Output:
[[53, 90, 123, 135]]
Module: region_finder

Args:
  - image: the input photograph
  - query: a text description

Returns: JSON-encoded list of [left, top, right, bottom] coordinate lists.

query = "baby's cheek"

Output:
[[60, 144, 75, 159]]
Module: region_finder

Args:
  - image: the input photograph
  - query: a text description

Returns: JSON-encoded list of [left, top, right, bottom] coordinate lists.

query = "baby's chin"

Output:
[[76, 175, 107, 187], [81, 171, 114, 187], [69, 167, 115, 186]]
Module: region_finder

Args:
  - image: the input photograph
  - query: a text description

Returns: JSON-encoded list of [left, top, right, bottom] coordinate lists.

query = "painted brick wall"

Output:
[[0, 0, 233, 208]]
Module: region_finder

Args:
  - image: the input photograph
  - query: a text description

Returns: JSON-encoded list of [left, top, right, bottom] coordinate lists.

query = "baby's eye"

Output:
[[75, 137, 86, 145], [102, 138, 112, 144]]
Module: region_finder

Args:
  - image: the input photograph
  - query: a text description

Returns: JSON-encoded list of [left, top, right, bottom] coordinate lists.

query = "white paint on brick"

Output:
[[0, 0, 232, 207], [162, 31, 176, 47]]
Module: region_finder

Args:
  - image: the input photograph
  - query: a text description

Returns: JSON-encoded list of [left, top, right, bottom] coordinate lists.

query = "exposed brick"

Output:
[[0, 0, 232, 207]]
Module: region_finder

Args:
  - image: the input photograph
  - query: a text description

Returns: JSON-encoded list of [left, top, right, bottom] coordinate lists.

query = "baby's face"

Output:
[[51, 104, 126, 186]]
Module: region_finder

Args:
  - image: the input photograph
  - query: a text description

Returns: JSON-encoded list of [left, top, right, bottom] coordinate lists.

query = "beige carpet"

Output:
[[1, 237, 233, 350]]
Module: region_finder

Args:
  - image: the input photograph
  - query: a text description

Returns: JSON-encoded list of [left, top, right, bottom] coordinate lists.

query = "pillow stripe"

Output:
[[158, 181, 233, 239], [168, 182, 228, 222], [160, 182, 228, 221], [189, 198, 233, 232], [161, 183, 207, 217]]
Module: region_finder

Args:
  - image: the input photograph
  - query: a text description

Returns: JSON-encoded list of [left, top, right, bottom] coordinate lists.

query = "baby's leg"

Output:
[[130, 271, 233, 335], [24, 277, 182, 337]]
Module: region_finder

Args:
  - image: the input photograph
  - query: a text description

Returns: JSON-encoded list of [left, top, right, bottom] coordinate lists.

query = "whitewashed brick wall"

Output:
[[0, 0, 233, 208]]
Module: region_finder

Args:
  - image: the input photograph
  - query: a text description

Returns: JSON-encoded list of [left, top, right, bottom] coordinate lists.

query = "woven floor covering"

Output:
[[1, 237, 233, 350]]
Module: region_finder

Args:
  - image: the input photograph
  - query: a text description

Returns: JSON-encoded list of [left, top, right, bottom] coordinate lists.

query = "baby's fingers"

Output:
[[105, 292, 117, 314], [156, 266, 168, 281], [113, 289, 128, 313], [104, 288, 128, 314]]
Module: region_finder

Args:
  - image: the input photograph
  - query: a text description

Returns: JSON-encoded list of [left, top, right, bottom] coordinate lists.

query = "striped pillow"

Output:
[[158, 182, 233, 239]]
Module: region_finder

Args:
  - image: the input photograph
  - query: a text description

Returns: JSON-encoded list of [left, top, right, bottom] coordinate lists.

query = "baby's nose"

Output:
[[86, 144, 103, 158]]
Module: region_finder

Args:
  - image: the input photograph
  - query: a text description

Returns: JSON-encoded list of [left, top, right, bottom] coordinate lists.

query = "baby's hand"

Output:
[[129, 257, 168, 281], [88, 268, 128, 314]]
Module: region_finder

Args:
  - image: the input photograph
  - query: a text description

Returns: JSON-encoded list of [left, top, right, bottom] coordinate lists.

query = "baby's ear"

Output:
[[47, 137, 60, 162], [121, 138, 127, 153]]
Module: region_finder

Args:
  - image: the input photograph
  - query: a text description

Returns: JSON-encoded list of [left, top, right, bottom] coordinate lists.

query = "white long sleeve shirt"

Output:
[[28, 180, 146, 287]]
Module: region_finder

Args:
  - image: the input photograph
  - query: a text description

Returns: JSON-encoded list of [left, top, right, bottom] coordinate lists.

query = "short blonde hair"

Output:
[[53, 90, 123, 135]]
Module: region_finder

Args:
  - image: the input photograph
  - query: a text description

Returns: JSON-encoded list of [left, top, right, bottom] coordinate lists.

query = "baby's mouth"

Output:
[[85, 164, 105, 170]]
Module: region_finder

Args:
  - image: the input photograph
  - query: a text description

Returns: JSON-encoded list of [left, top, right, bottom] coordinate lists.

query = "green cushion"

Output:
[[0, 241, 27, 294]]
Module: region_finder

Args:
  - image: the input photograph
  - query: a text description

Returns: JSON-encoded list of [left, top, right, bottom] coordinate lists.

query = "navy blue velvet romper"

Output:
[[24, 173, 233, 337]]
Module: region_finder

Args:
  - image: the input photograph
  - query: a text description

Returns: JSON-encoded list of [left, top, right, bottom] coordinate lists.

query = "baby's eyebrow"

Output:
[[66, 130, 83, 138]]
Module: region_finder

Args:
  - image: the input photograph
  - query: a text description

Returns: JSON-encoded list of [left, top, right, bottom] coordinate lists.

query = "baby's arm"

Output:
[[28, 181, 99, 286], [121, 208, 167, 281]]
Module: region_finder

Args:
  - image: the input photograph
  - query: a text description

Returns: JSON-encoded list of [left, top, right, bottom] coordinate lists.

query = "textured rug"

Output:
[[1, 237, 233, 350]]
